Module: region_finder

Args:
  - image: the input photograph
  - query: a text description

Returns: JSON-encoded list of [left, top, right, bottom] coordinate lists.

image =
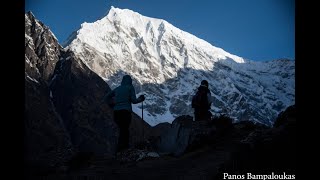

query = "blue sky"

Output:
[[25, 0, 295, 61]]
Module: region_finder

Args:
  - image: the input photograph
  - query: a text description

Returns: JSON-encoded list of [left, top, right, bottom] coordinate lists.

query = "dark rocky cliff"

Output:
[[25, 12, 153, 177]]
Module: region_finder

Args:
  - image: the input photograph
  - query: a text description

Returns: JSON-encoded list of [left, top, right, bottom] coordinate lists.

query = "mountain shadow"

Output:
[[106, 59, 294, 127]]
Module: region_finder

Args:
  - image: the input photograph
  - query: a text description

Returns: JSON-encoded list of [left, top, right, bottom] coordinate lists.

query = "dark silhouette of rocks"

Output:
[[25, 12, 73, 176], [31, 105, 295, 180], [215, 105, 296, 178]]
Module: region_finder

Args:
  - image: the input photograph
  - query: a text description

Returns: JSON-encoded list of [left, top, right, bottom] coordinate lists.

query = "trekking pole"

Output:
[[142, 100, 145, 139], [139, 59, 145, 140], [142, 101, 144, 122]]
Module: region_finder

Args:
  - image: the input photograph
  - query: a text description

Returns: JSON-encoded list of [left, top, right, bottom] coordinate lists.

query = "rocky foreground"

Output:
[[25, 105, 296, 180]]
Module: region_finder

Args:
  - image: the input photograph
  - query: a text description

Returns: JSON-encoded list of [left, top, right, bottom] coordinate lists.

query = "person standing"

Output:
[[104, 75, 145, 152], [191, 80, 213, 121]]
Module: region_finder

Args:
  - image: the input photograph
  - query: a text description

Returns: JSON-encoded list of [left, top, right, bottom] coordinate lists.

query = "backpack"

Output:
[[103, 88, 117, 108], [192, 89, 209, 110], [106, 96, 115, 108]]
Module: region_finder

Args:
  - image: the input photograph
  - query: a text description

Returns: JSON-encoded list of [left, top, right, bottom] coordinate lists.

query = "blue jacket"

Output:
[[105, 75, 143, 111]]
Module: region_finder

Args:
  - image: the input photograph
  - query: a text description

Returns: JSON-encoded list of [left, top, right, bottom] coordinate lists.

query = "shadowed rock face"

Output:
[[215, 105, 296, 177], [49, 49, 118, 155], [25, 12, 73, 175], [154, 115, 235, 157], [25, 77, 74, 175], [152, 105, 295, 175], [155, 115, 194, 156], [49, 49, 153, 155], [155, 115, 217, 156], [25, 12, 153, 177]]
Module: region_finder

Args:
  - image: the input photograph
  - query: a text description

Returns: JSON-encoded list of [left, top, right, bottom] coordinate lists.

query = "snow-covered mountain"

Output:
[[64, 6, 295, 126]]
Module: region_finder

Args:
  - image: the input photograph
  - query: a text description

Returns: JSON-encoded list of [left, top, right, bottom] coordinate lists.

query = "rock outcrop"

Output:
[[25, 12, 73, 175], [25, 12, 153, 177]]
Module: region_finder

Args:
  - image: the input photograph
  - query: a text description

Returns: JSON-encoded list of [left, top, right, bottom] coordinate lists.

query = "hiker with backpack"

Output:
[[191, 80, 213, 121], [104, 75, 145, 152]]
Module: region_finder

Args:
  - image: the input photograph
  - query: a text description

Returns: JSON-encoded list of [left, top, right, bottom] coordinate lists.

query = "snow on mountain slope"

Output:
[[65, 7, 295, 126], [25, 11, 61, 82]]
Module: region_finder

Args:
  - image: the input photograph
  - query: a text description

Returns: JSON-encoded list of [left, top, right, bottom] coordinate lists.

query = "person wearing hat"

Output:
[[191, 80, 213, 121]]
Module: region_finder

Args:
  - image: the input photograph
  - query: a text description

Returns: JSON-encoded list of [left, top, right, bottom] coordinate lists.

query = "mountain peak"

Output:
[[25, 11, 35, 19], [65, 7, 294, 126], [108, 6, 136, 16]]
